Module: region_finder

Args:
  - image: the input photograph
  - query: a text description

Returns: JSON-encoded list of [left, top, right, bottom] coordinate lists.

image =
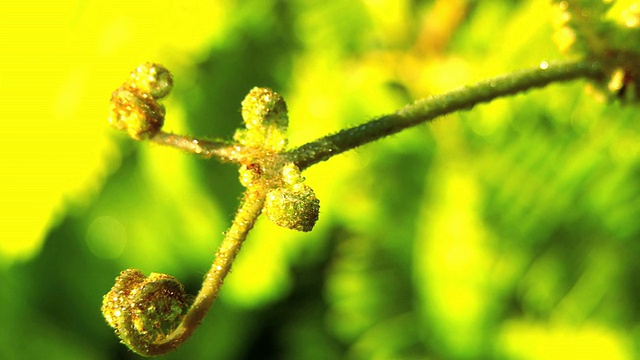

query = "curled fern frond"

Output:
[[101, 269, 191, 356]]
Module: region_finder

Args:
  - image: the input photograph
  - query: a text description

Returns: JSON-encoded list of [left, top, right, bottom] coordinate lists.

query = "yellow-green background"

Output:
[[1, 0, 639, 359]]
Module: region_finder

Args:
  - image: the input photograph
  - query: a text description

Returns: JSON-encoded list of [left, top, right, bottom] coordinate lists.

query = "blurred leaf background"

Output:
[[1, 0, 640, 359]]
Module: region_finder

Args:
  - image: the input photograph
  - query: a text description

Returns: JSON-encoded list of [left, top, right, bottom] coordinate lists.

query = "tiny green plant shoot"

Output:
[[101, 1, 639, 356]]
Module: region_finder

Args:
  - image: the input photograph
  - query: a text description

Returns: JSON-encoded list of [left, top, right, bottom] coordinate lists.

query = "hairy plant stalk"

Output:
[[133, 189, 266, 356], [287, 60, 603, 170], [150, 131, 245, 162]]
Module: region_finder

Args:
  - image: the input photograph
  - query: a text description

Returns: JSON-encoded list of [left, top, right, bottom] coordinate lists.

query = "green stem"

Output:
[[150, 131, 246, 162], [287, 60, 603, 170], [134, 188, 266, 356]]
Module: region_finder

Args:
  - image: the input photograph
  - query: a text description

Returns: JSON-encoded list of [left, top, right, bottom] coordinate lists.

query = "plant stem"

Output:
[[137, 188, 266, 356], [150, 131, 246, 162], [287, 60, 603, 170]]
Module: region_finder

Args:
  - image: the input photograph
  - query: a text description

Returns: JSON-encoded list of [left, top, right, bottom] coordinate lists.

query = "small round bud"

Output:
[[109, 88, 165, 140], [127, 63, 174, 99], [264, 185, 320, 232], [241, 87, 288, 131]]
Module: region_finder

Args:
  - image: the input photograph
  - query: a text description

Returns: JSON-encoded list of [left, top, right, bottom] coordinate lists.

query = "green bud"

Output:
[[108, 88, 165, 140], [235, 87, 289, 151], [241, 87, 288, 131], [264, 185, 320, 232], [126, 63, 174, 99]]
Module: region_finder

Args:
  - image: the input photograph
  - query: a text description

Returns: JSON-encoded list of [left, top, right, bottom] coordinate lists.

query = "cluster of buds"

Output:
[[103, 75, 321, 355], [235, 88, 320, 232]]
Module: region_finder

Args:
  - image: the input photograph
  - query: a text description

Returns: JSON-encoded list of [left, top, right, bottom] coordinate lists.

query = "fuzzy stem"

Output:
[[134, 188, 266, 356], [150, 131, 246, 162], [287, 60, 603, 170]]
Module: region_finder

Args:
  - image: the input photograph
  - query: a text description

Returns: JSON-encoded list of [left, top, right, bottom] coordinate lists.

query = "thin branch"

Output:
[[287, 60, 603, 170], [150, 131, 247, 162]]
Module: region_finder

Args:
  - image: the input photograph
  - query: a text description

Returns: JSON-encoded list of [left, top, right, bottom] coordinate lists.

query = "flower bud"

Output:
[[241, 87, 288, 131], [264, 185, 320, 232]]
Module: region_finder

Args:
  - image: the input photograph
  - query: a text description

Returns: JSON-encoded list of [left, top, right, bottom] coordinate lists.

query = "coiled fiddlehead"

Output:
[[101, 269, 191, 355], [101, 188, 265, 356]]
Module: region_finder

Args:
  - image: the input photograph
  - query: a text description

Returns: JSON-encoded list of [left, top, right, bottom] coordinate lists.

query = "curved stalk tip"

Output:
[[102, 190, 265, 356]]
